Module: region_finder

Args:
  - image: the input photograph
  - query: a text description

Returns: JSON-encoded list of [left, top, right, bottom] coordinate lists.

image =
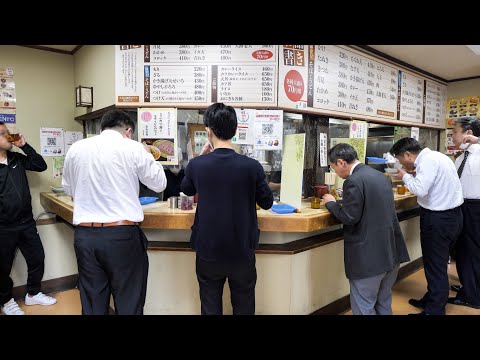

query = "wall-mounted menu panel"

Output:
[[115, 45, 277, 108], [116, 45, 447, 129], [279, 45, 398, 120], [278, 45, 446, 128], [398, 70, 424, 123], [424, 81, 447, 126]]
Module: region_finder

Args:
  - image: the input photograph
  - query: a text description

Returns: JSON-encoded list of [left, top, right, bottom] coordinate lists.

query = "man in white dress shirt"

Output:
[[390, 138, 463, 315], [62, 110, 167, 315], [448, 116, 480, 309]]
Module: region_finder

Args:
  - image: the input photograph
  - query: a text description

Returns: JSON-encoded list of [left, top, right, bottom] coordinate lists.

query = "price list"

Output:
[[363, 58, 398, 118], [312, 45, 397, 118], [147, 45, 277, 64], [216, 65, 275, 104], [148, 65, 208, 103], [399, 71, 424, 123], [424, 81, 447, 126]]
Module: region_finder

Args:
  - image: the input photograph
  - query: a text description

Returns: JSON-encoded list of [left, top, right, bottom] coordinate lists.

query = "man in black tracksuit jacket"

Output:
[[0, 122, 55, 315]]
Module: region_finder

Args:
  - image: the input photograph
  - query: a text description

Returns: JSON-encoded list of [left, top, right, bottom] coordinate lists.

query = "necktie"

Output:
[[457, 151, 470, 178]]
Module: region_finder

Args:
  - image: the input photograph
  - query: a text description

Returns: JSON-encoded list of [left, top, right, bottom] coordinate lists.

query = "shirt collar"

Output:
[[414, 148, 431, 167], [462, 143, 480, 153], [349, 161, 361, 176], [100, 129, 124, 139]]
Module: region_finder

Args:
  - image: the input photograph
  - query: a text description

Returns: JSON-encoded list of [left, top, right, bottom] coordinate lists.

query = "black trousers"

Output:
[[196, 255, 257, 315], [74, 225, 149, 315], [419, 206, 463, 315], [0, 220, 45, 306], [455, 201, 480, 306]]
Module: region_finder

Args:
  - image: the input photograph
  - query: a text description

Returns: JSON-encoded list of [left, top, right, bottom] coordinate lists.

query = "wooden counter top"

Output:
[[40, 192, 418, 233]]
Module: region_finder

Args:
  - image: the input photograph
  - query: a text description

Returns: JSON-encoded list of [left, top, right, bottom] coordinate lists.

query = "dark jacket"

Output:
[[181, 148, 273, 262], [325, 164, 410, 280], [0, 143, 47, 225], [163, 168, 185, 200]]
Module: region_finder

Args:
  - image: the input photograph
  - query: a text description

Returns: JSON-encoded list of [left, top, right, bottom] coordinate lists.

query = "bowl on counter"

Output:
[[385, 168, 399, 174]]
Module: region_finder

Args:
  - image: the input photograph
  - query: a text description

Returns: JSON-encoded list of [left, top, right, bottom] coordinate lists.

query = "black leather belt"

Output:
[[464, 199, 480, 204]]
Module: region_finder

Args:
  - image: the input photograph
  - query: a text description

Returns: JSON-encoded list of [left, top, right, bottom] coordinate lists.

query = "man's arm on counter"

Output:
[[325, 179, 364, 226], [135, 146, 167, 193], [255, 162, 274, 210]]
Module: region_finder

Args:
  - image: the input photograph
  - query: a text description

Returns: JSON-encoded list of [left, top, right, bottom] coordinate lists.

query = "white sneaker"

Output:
[[25, 292, 57, 306], [1, 298, 25, 315]]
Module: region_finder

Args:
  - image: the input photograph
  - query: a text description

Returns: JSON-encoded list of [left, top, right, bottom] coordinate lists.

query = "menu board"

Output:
[[398, 71, 424, 123], [279, 45, 399, 120], [446, 95, 479, 128], [424, 81, 447, 126], [117, 45, 447, 129], [278, 45, 446, 128], [0, 67, 16, 124], [115, 45, 277, 108]]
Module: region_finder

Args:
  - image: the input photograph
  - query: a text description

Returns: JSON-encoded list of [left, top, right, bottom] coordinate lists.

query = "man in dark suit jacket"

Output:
[[322, 143, 410, 315], [181, 103, 273, 315]]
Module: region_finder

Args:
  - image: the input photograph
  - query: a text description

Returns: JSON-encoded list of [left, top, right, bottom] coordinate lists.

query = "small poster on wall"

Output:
[[319, 133, 328, 167], [138, 108, 178, 165], [350, 121, 368, 139], [446, 129, 457, 155], [40, 128, 65, 156], [0, 67, 16, 124], [411, 127, 420, 141], [232, 108, 255, 145], [194, 130, 208, 154], [52, 156, 64, 178], [253, 110, 283, 150], [64, 131, 83, 153]]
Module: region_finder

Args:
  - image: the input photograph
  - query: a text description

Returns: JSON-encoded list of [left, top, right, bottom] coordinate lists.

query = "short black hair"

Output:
[[203, 103, 237, 140], [454, 116, 480, 137], [0, 122, 5, 126], [328, 143, 358, 164], [101, 109, 136, 132], [389, 137, 423, 157]]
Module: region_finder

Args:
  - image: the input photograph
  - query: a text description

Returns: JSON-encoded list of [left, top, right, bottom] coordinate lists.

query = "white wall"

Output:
[[448, 78, 480, 98], [74, 45, 115, 117], [0, 46, 81, 287]]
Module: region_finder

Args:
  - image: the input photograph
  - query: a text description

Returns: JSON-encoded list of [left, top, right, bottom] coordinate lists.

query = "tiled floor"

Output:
[[5, 261, 480, 315], [17, 289, 82, 315], [344, 261, 480, 315]]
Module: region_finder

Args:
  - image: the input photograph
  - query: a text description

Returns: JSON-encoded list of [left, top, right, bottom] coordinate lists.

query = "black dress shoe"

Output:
[[450, 285, 462, 292], [408, 298, 426, 309], [447, 297, 480, 309], [408, 311, 429, 315]]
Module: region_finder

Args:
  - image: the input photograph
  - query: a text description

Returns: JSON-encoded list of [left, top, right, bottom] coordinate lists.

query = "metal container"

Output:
[[168, 196, 178, 209]]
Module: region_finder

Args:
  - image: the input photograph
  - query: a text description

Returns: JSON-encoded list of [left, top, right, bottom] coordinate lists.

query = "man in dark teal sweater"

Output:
[[181, 103, 273, 315]]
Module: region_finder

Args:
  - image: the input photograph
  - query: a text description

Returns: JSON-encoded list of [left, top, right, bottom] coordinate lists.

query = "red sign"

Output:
[[284, 70, 304, 102], [251, 50, 274, 60]]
